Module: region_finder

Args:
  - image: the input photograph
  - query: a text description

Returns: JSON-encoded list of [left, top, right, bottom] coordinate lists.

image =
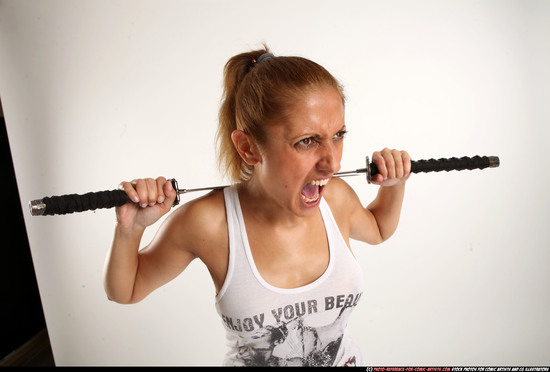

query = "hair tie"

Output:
[[257, 52, 274, 63]]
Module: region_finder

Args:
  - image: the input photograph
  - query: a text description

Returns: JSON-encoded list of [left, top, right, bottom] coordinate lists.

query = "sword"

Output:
[[29, 155, 499, 216]]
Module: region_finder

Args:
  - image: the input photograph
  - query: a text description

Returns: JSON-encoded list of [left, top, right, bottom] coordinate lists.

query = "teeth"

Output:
[[301, 178, 329, 204], [310, 178, 330, 187], [302, 194, 320, 203]]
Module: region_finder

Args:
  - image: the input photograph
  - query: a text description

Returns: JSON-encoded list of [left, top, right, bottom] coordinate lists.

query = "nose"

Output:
[[317, 141, 341, 174]]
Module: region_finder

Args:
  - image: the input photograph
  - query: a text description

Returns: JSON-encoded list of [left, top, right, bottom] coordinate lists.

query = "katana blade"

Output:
[[333, 168, 368, 178], [177, 168, 368, 195]]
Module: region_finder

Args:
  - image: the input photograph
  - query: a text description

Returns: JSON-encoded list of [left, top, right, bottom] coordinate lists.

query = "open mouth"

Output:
[[301, 178, 330, 204]]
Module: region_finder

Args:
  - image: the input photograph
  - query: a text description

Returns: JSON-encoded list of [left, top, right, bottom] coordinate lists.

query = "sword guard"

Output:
[[170, 178, 181, 206], [366, 156, 372, 184]]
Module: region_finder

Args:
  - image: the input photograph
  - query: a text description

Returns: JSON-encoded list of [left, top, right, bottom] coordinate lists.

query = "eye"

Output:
[[333, 130, 348, 141], [300, 137, 313, 146], [296, 137, 317, 149]]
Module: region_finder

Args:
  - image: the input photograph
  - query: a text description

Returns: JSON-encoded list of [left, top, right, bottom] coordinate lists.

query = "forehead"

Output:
[[276, 87, 345, 137]]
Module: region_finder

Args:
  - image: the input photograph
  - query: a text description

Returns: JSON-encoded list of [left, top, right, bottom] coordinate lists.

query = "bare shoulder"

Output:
[[323, 177, 361, 210], [165, 188, 228, 255], [160, 188, 229, 292], [322, 178, 362, 241]]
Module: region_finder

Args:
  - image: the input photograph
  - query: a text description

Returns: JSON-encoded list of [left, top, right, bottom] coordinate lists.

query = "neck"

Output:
[[237, 178, 311, 228]]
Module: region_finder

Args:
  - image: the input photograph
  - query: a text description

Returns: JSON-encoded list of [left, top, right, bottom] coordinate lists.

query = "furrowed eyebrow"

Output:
[[289, 132, 317, 142], [289, 125, 347, 142], [336, 125, 347, 134]]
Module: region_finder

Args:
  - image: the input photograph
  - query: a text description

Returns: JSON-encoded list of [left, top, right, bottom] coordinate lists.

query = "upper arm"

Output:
[[325, 178, 384, 246], [130, 191, 228, 302]]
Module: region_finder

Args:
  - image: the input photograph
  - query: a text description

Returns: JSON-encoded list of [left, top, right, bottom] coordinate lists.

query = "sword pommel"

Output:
[[488, 156, 500, 168]]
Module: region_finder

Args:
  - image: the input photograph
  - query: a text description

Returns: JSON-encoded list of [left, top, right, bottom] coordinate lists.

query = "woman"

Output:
[[104, 46, 411, 366]]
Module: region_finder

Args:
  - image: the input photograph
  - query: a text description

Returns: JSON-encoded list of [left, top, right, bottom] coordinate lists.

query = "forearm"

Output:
[[367, 183, 406, 241], [103, 224, 145, 304]]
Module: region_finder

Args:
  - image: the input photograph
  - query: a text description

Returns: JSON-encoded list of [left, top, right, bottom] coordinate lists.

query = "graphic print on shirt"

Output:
[[220, 292, 362, 366]]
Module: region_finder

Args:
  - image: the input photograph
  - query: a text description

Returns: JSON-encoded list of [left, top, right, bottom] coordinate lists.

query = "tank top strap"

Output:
[[319, 197, 350, 257], [216, 185, 240, 300]]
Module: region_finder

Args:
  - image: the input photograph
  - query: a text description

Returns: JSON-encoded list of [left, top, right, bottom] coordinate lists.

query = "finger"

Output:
[[372, 151, 388, 180], [380, 148, 396, 179], [156, 177, 167, 204], [392, 149, 404, 179], [402, 150, 412, 177], [163, 178, 176, 201], [371, 173, 385, 185], [145, 178, 158, 206], [161, 179, 178, 210], [119, 181, 140, 204], [133, 179, 150, 208]]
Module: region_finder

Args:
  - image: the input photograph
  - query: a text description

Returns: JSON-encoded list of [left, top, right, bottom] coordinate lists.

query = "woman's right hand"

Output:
[[116, 177, 178, 230]]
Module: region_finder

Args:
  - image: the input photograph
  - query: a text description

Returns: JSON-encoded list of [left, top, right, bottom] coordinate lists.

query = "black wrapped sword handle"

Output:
[[29, 155, 499, 216], [364, 155, 500, 183], [29, 179, 181, 216]]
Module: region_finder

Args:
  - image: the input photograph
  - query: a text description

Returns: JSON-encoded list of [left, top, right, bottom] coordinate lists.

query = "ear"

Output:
[[231, 130, 261, 165]]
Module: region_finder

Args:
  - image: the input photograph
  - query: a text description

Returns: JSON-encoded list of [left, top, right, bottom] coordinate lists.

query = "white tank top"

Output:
[[215, 186, 364, 366]]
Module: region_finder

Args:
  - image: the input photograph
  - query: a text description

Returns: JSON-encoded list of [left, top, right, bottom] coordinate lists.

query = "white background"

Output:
[[1, 0, 549, 366]]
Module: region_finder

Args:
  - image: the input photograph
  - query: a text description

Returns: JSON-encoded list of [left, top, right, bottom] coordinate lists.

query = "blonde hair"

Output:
[[216, 45, 345, 183]]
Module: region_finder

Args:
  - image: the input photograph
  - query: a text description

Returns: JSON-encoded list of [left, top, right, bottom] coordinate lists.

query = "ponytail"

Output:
[[216, 46, 271, 183]]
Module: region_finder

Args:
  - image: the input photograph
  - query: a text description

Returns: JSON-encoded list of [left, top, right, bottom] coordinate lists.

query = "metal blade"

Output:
[[333, 168, 368, 178], [177, 185, 228, 195], [176, 167, 369, 195]]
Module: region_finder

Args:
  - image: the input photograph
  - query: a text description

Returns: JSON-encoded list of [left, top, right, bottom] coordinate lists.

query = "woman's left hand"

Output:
[[370, 148, 411, 187]]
